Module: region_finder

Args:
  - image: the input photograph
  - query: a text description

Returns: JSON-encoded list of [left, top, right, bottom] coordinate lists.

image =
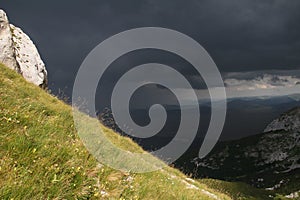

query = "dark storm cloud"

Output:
[[1, 0, 300, 96]]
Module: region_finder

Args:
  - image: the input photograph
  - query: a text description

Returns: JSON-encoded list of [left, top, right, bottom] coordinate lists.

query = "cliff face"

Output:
[[0, 9, 47, 88]]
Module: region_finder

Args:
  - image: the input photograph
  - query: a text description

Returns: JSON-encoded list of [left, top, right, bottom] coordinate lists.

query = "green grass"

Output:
[[0, 63, 282, 199], [198, 179, 290, 200]]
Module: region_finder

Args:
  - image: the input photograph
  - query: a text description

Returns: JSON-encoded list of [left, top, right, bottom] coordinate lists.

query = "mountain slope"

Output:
[[0, 62, 235, 199], [193, 108, 300, 198], [1, 62, 289, 199]]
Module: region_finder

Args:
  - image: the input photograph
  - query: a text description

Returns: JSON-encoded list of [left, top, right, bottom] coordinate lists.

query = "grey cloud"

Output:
[[1, 0, 300, 97], [150, 70, 300, 103]]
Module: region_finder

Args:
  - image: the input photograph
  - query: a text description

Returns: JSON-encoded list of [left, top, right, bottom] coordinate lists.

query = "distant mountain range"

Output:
[[99, 94, 300, 141]]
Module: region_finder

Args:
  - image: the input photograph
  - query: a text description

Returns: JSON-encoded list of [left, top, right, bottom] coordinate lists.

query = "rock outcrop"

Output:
[[0, 10, 18, 71], [192, 107, 300, 193], [264, 107, 300, 133], [0, 9, 47, 88]]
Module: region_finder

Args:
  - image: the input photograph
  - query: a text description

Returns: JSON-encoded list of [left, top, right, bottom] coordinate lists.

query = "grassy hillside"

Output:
[[0, 63, 281, 200]]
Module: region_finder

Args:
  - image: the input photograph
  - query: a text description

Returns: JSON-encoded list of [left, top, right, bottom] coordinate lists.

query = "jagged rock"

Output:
[[0, 9, 47, 88], [264, 107, 300, 133]]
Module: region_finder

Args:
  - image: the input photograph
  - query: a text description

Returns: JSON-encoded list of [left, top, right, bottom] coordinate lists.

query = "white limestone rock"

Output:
[[0, 9, 47, 88], [10, 24, 47, 87], [0, 10, 18, 71]]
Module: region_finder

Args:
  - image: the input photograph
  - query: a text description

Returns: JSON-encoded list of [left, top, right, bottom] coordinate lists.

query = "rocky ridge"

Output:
[[192, 107, 300, 196], [264, 107, 300, 133]]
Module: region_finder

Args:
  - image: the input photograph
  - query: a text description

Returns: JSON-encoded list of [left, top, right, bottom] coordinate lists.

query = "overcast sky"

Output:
[[2, 0, 300, 100]]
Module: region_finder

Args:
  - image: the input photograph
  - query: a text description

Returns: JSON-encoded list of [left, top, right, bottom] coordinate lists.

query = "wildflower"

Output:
[[94, 192, 99, 197], [100, 190, 108, 196]]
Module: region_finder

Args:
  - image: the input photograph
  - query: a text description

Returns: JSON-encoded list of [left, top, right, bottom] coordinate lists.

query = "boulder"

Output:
[[0, 10, 18, 71], [0, 9, 47, 88]]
